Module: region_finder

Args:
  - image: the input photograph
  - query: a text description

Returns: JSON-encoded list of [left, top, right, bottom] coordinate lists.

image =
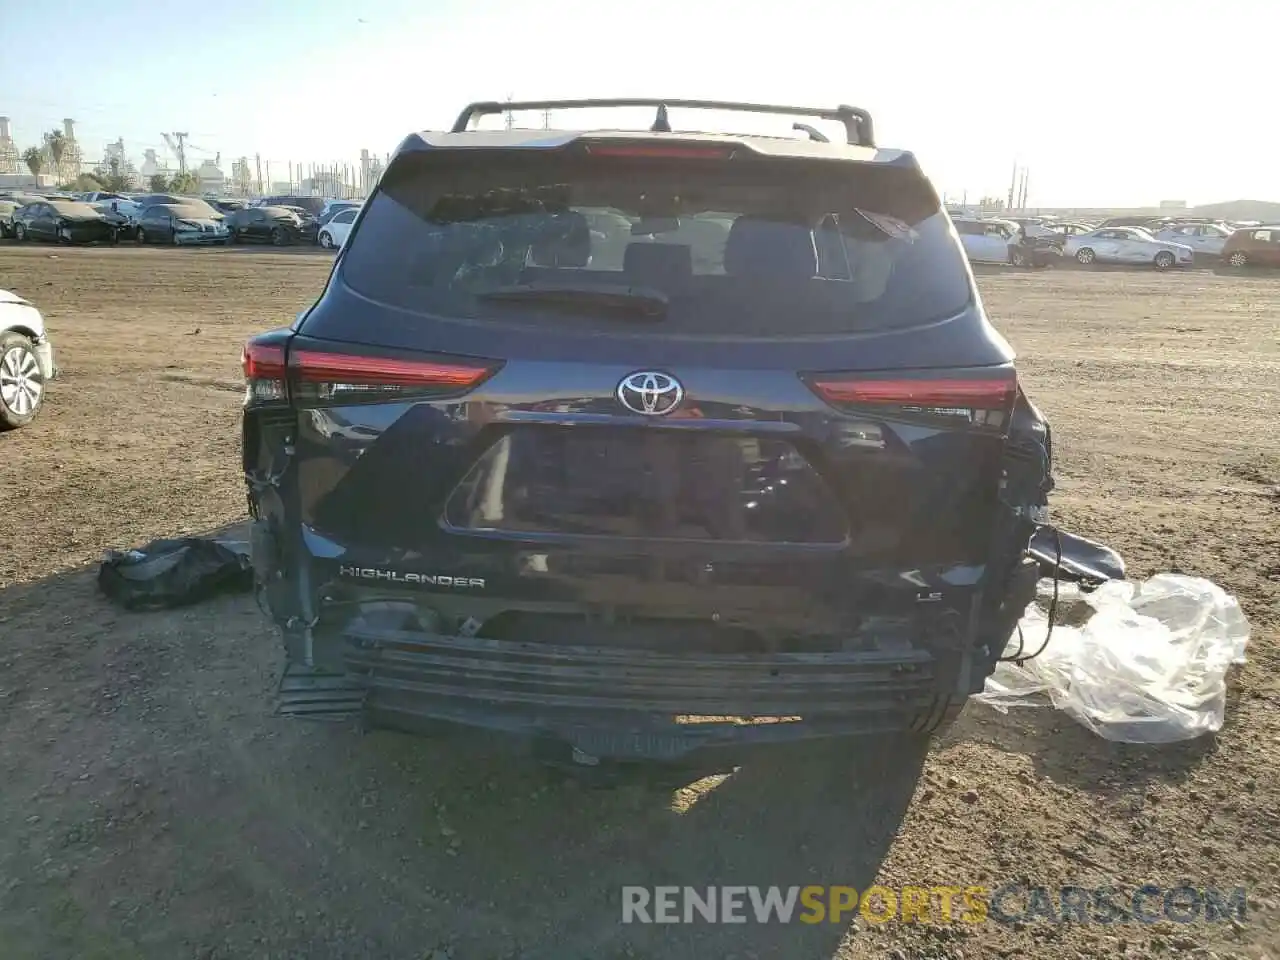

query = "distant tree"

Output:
[[149, 173, 169, 192], [22, 147, 43, 180], [100, 157, 133, 192], [45, 129, 68, 182], [69, 172, 105, 192], [168, 171, 200, 194]]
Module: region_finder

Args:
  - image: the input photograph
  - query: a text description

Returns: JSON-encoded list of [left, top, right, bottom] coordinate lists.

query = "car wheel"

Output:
[[1228, 251, 1248, 268], [271, 228, 287, 246], [136, 227, 146, 243], [172, 230, 182, 246], [1075, 247, 1095, 265], [1153, 251, 1175, 270], [14, 224, 27, 242], [319, 231, 334, 249], [1010, 247, 1028, 268], [0, 332, 45, 430]]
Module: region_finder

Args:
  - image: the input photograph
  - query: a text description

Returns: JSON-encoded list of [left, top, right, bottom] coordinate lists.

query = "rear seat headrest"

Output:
[[623, 242, 693, 284], [723, 215, 817, 279]]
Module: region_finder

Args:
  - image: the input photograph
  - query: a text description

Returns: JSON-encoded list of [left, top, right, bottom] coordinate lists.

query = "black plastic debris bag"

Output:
[[98, 537, 254, 611]]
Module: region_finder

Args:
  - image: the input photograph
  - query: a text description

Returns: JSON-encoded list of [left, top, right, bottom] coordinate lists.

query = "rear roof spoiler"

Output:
[[451, 98, 876, 148]]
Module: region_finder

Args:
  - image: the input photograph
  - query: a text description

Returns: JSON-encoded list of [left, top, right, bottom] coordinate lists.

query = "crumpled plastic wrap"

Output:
[[976, 574, 1250, 743]]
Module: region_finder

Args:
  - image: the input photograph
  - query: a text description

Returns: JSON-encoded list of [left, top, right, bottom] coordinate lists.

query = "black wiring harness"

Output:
[[1000, 523, 1063, 664]]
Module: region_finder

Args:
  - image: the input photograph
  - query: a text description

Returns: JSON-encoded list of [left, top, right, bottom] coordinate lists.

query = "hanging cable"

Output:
[[1000, 524, 1062, 663]]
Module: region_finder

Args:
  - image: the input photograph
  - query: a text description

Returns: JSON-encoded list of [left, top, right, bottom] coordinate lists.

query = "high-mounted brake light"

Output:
[[288, 349, 500, 406], [583, 143, 736, 160], [803, 370, 1017, 429]]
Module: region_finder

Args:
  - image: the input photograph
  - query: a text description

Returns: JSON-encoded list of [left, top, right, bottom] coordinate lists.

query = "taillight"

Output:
[[242, 341, 287, 406], [288, 349, 500, 407], [802, 368, 1017, 430]]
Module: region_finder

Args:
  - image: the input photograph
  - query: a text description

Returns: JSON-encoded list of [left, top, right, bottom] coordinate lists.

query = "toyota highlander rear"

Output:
[[242, 99, 1053, 764]]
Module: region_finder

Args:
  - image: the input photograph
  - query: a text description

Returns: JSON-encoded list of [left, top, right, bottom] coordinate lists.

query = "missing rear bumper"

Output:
[[274, 620, 979, 760]]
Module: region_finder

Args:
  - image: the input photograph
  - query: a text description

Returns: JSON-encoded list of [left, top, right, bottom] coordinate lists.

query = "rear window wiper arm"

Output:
[[474, 281, 668, 319]]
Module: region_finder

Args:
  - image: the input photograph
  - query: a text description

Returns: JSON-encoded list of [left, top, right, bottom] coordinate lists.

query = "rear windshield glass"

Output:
[[337, 148, 972, 335], [143, 196, 215, 216], [170, 204, 220, 219], [49, 201, 101, 216]]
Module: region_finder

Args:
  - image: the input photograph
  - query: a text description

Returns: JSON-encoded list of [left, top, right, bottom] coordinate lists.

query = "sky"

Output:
[[2, 0, 1275, 207]]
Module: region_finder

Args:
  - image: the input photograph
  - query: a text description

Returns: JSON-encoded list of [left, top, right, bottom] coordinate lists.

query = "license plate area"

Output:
[[442, 426, 848, 543]]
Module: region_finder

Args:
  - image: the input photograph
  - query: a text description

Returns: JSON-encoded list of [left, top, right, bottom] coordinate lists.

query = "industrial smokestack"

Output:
[[0, 117, 10, 139], [63, 118, 76, 140]]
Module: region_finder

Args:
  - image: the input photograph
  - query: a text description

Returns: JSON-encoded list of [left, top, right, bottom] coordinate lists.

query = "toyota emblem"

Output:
[[617, 371, 684, 416]]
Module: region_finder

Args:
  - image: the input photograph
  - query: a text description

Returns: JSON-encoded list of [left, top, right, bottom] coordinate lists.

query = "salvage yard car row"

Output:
[[0, 191, 357, 248], [952, 211, 1280, 271], [4, 189, 1280, 273]]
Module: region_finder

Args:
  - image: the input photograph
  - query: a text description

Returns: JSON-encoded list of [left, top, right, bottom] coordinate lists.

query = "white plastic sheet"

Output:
[[976, 574, 1250, 743]]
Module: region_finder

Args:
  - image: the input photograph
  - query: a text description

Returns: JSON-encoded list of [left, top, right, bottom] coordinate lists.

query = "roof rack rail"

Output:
[[450, 98, 876, 147]]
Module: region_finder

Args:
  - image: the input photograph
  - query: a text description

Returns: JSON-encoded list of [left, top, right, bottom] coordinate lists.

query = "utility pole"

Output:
[[1007, 162, 1018, 211], [504, 93, 514, 130], [172, 132, 189, 176], [255, 153, 262, 194]]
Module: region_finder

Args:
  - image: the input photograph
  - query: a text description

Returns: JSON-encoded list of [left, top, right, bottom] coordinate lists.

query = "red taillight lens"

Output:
[[803, 370, 1017, 429], [810, 377, 1015, 407], [288, 349, 500, 406], [242, 341, 287, 406], [583, 143, 736, 160], [242, 342, 285, 379], [290, 351, 491, 388]]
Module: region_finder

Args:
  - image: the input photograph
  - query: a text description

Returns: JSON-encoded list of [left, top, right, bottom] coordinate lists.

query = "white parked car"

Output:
[[0, 289, 56, 429], [1152, 222, 1233, 257], [1044, 221, 1096, 238], [1063, 227, 1194, 270], [952, 217, 1023, 264], [317, 207, 358, 249], [317, 199, 361, 224]]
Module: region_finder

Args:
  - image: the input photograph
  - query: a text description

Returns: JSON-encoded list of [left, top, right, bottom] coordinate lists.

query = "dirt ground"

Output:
[[0, 245, 1277, 960]]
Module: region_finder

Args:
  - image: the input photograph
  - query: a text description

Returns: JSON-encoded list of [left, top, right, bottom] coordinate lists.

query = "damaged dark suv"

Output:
[[242, 98, 1059, 767]]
